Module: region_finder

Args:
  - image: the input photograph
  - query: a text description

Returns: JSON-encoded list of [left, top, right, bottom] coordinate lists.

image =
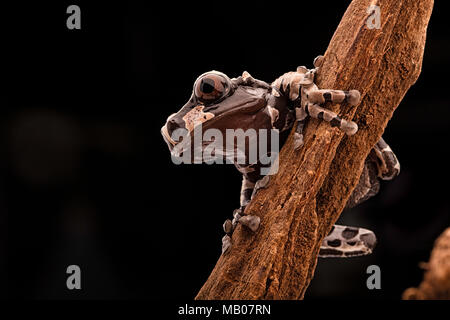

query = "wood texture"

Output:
[[403, 228, 450, 300], [196, 0, 434, 300]]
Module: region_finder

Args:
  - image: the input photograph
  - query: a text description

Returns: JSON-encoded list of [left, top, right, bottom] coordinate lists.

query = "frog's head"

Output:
[[161, 70, 274, 154]]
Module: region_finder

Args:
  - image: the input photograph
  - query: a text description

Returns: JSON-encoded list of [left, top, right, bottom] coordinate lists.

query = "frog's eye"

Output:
[[194, 73, 230, 103]]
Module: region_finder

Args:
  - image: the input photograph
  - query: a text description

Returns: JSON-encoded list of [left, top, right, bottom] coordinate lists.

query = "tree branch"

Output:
[[402, 228, 450, 300], [196, 0, 434, 300]]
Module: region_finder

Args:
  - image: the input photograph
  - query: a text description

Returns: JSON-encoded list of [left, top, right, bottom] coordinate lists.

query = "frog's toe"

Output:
[[254, 175, 270, 192], [313, 55, 324, 68], [296, 66, 308, 74], [222, 235, 232, 254], [232, 209, 242, 225], [239, 215, 260, 232], [341, 120, 358, 135], [223, 219, 233, 234], [242, 71, 254, 82], [347, 90, 361, 106], [294, 132, 304, 150]]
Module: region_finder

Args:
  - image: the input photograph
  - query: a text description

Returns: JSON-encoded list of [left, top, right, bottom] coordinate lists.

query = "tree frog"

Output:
[[161, 56, 400, 256]]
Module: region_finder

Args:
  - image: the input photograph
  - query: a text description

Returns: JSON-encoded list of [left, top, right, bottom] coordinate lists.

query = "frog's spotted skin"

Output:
[[373, 138, 401, 180], [272, 55, 359, 149], [346, 137, 401, 209], [182, 105, 214, 132], [319, 225, 377, 258], [240, 177, 255, 208], [161, 56, 401, 258]]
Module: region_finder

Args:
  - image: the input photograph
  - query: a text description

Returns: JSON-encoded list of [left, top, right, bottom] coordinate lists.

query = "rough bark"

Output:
[[402, 228, 450, 300], [196, 0, 434, 300]]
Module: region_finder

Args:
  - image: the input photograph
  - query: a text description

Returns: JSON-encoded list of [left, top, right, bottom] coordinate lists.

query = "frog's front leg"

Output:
[[272, 55, 361, 149], [306, 55, 360, 107], [294, 107, 307, 150], [306, 89, 361, 106], [304, 102, 359, 135], [222, 176, 261, 254]]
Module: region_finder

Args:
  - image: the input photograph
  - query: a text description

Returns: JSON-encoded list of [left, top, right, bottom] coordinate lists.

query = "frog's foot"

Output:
[[224, 209, 261, 233], [251, 175, 271, 198], [239, 214, 261, 232], [313, 55, 324, 69], [222, 234, 232, 254], [302, 78, 360, 136], [319, 224, 377, 258], [372, 137, 400, 180], [345, 157, 380, 209], [223, 218, 233, 234], [272, 69, 313, 101], [293, 132, 304, 150], [345, 137, 400, 209], [221, 176, 266, 254], [222, 209, 261, 254], [222, 218, 234, 254]]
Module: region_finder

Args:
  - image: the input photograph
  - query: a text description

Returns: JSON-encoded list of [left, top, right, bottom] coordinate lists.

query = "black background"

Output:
[[2, 1, 449, 300]]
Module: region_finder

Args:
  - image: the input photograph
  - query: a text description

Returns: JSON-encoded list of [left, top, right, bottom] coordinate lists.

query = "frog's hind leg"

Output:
[[319, 225, 377, 258], [222, 176, 261, 254], [373, 137, 400, 180], [346, 137, 400, 208], [305, 103, 358, 135], [346, 155, 380, 209]]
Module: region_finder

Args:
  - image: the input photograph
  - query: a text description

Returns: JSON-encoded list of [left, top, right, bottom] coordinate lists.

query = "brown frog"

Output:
[[161, 56, 400, 256]]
